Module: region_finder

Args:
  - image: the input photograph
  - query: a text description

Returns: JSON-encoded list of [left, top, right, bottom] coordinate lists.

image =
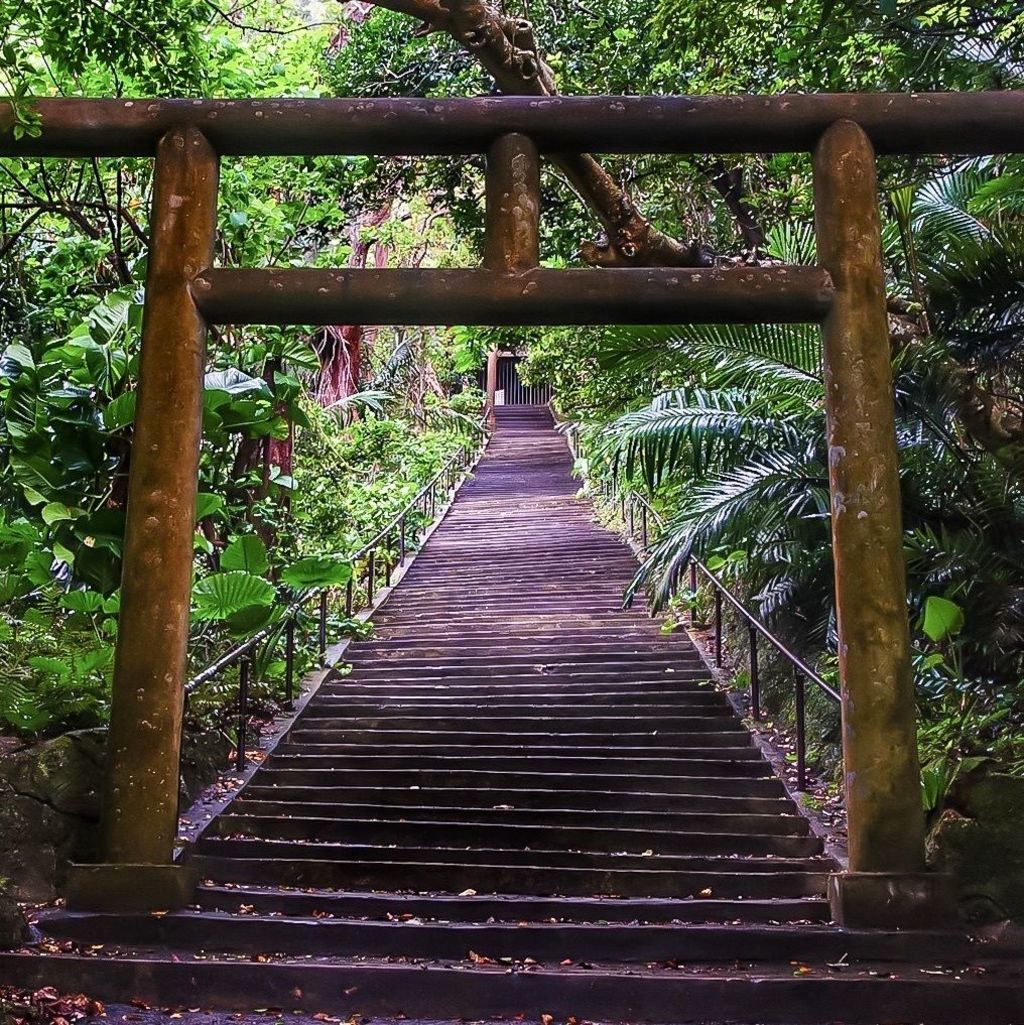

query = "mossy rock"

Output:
[[0, 729, 106, 818], [0, 727, 230, 902], [928, 774, 1024, 925]]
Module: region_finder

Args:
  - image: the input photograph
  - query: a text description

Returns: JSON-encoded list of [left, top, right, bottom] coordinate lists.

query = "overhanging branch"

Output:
[[361, 0, 711, 267]]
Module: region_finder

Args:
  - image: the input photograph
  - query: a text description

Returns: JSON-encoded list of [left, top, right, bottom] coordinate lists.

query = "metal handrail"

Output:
[[571, 429, 837, 791], [182, 420, 490, 773]]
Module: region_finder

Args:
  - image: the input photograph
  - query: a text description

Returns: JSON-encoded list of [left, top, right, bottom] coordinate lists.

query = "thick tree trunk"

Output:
[[315, 203, 391, 405]]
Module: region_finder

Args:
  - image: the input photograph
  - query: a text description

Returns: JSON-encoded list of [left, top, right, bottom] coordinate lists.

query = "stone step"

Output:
[[189, 851, 830, 897], [44, 912, 969, 963], [2, 953, 1019, 1024], [188, 883, 831, 923], [211, 814, 824, 857], [224, 799, 812, 834], [236, 784, 796, 815]]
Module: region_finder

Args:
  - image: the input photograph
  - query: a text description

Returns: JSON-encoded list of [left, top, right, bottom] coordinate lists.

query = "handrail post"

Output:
[[345, 576, 354, 617], [284, 618, 296, 707], [641, 504, 648, 548], [236, 656, 250, 772], [689, 562, 698, 626], [399, 514, 406, 564], [748, 625, 761, 720], [815, 120, 947, 926], [714, 588, 723, 667], [72, 126, 219, 912], [318, 590, 328, 658], [794, 667, 807, 791], [367, 549, 376, 604]]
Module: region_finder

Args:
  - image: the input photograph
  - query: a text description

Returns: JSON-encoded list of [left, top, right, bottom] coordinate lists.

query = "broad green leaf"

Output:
[[10, 454, 62, 502], [0, 342, 34, 375], [195, 493, 225, 521], [76, 646, 114, 675], [204, 369, 271, 398], [23, 551, 53, 586], [225, 603, 276, 635], [270, 472, 296, 491], [60, 590, 105, 614], [273, 336, 321, 371], [103, 391, 137, 430], [921, 596, 964, 643], [221, 535, 270, 575], [42, 502, 85, 526], [282, 556, 352, 590], [85, 289, 133, 345], [192, 571, 275, 621], [52, 541, 75, 566], [273, 369, 302, 400]]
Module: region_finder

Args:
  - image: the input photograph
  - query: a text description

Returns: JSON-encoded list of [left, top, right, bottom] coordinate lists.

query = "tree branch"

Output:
[[361, 0, 711, 267], [709, 160, 765, 257]]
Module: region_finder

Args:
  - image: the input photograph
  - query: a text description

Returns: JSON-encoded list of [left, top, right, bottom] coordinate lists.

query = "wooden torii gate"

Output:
[[5, 92, 1022, 925]]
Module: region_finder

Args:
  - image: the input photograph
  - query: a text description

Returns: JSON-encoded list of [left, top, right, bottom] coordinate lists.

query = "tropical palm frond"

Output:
[[923, 229, 1024, 367], [914, 160, 994, 245], [596, 321, 823, 394], [371, 336, 415, 392], [765, 222, 817, 265], [323, 389, 393, 423], [597, 383, 817, 489], [627, 444, 829, 610]]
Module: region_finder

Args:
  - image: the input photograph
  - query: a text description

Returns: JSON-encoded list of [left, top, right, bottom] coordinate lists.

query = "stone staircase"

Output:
[[3, 406, 1023, 1023]]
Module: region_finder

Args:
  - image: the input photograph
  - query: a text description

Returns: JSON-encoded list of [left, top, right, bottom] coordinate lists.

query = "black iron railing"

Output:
[[183, 423, 489, 773], [570, 434, 838, 791]]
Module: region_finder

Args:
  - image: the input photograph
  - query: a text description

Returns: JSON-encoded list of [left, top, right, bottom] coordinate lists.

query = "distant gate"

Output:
[[477, 354, 553, 406]]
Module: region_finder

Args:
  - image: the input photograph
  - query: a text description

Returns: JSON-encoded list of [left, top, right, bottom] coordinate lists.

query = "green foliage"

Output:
[[281, 557, 353, 591], [921, 596, 965, 643]]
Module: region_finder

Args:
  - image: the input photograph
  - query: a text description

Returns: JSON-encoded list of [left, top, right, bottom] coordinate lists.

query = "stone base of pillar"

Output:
[[65, 863, 199, 912], [829, 870, 957, 929]]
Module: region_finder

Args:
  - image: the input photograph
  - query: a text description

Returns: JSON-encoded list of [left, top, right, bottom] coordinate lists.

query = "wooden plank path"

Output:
[[4, 406, 1023, 1024]]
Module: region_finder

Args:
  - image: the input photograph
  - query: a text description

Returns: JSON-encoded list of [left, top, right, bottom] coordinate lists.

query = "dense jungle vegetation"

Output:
[[2, 0, 1024, 810]]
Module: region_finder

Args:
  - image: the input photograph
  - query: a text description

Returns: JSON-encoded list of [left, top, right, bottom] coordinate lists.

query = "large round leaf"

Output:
[[225, 603, 276, 636], [221, 535, 270, 575], [282, 557, 352, 590], [193, 571, 275, 621]]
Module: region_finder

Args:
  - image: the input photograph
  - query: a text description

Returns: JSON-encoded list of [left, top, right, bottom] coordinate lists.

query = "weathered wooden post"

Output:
[[484, 133, 540, 423], [67, 126, 219, 911], [813, 120, 951, 927], [485, 348, 499, 427]]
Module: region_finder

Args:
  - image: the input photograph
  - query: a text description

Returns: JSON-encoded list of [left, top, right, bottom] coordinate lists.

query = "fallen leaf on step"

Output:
[[699, 888, 713, 896], [459, 888, 477, 897], [469, 950, 496, 965]]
